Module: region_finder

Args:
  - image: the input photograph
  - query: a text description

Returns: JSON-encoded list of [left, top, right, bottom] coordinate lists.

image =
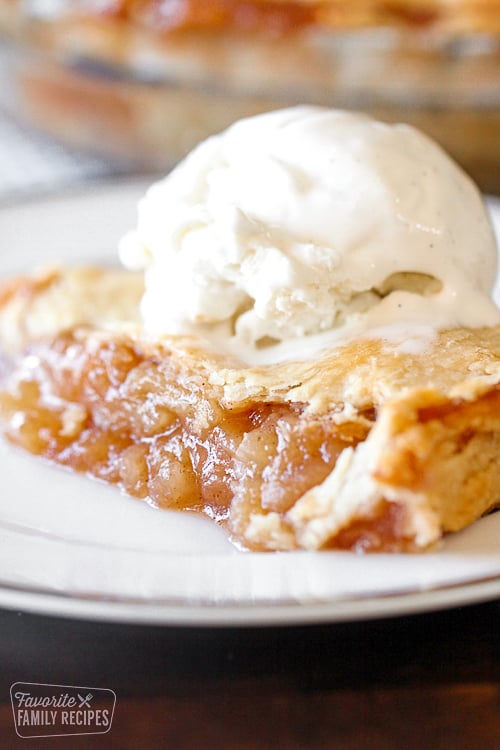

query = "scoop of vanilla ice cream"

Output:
[[120, 106, 500, 360]]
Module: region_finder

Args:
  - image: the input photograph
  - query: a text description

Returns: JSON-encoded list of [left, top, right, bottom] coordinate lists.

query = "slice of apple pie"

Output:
[[0, 264, 500, 553], [1, 107, 499, 553]]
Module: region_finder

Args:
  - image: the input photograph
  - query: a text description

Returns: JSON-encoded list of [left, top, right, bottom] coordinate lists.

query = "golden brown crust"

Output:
[[216, 327, 500, 414], [372, 386, 500, 531], [4, 265, 500, 412], [0, 266, 143, 356], [4, 0, 500, 35]]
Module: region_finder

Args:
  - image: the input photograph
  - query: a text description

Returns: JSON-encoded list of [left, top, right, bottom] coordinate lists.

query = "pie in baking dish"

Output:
[[1, 0, 499, 193], [0, 264, 500, 553]]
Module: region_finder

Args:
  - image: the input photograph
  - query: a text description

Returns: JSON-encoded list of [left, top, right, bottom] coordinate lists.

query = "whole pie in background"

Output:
[[0, 0, 499, 189]]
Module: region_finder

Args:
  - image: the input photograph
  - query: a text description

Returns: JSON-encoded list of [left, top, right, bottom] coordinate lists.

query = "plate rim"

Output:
[[0, 576, 498, 627]]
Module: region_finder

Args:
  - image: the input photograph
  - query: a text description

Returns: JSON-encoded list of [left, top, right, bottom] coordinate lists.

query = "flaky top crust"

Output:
[[2, 265, 500, 417]]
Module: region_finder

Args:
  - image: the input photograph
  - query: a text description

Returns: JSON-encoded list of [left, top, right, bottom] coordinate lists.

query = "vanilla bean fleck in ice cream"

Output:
[[120, 107, 500, 362]]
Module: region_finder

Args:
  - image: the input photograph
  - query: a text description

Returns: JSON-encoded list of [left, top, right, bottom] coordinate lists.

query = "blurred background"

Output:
[[0, 0, 499, 200]]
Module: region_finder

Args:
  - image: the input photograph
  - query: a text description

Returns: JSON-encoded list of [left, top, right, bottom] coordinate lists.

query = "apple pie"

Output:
[[0, 264, 499, 552]]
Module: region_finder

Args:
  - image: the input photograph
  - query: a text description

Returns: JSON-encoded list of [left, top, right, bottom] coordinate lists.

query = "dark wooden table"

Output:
[[0, 598, 498, 749]]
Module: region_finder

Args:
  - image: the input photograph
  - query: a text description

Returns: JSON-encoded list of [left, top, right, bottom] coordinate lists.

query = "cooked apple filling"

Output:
[[0, 330, 373, 549]]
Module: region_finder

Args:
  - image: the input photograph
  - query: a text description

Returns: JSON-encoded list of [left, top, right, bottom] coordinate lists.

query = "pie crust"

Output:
[[0, 265, 499, 552], [4, 1, 500, 36]]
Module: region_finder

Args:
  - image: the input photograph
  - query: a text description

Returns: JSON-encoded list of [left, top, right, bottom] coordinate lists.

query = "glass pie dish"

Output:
[[0, 1, 499, 191]]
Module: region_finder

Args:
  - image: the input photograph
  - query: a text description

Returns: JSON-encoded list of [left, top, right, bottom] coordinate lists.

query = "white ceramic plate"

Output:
[[0, 181, 499, 627]]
